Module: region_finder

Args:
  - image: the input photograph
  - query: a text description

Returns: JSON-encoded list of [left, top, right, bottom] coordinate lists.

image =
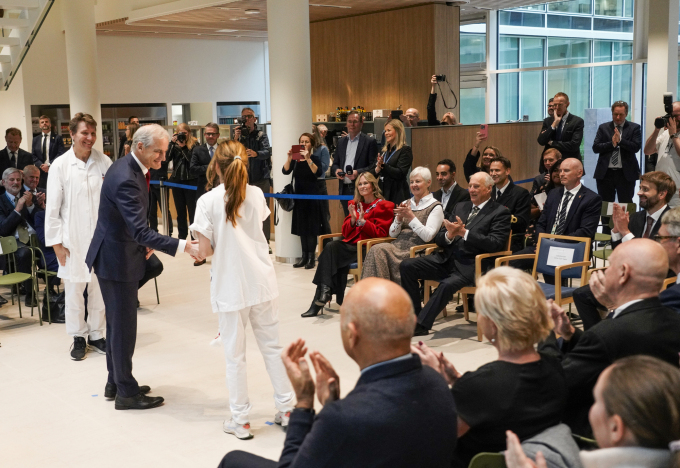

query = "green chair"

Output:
[[591, 232, 612, 268], [0, 236, 39, 324], [572, 433, 598, 451], [28, 234, 59, 323], [468, 452, 506, 468]]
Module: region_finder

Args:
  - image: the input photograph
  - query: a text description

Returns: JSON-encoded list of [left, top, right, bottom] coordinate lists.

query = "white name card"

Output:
[[546, 246, 574, 267], [606, 202, 627, 216], [534, 192, 548, 210]]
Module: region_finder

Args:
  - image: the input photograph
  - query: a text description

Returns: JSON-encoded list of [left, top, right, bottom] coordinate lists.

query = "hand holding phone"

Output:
[[479, 124, 488, 139]]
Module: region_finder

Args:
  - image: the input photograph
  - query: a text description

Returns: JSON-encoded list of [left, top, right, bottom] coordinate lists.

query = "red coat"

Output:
[[342, 198, 395, 244]]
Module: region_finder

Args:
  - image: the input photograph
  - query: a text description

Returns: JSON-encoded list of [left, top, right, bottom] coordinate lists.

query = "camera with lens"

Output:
[[175, 132, 187, 143], [654, 92, 674, 129], [435, 75, 446, 82]]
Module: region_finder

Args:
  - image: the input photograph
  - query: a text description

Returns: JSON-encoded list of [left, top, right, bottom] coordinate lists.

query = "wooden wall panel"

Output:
[[433, 4, 460, 122]]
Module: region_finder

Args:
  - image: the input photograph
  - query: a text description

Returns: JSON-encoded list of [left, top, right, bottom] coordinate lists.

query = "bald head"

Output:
[[559, 158, 584, 190], [404, 108, 420, 127], [606, 239, 668, 302]]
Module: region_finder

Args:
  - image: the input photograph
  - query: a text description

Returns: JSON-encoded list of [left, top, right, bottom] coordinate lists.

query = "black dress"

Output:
[[369, 145, 413, 206], [451, 353, 567, 468], [282, 156, 324, 237]]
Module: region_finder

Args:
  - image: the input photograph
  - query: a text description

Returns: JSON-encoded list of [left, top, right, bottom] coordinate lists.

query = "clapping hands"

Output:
[[394, 200, 414, 223], [443, 216, 466, 240], [281, 339, 341, 409], [411, 341, 461, 386]]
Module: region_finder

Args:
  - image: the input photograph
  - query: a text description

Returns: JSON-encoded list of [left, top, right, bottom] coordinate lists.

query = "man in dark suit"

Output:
[[31, 115, 66, 189], [540, 239, 680, 436], [592, 101, 642, 205], [489, 156, 531, 252], [218, 278, 458, 467], [331, 111, 378, 216], [432, 159, 470, 216], [22, 165, 46, 206], [0, 167, 42, 306], [573, 171, 675, 329], [190, 122, 220, 199], [657, 207, 680, 312], [537, 92, 584, 163], [86, 124, 200, 411], [0, 128, 34, 195], [401, 172, 511, 336]]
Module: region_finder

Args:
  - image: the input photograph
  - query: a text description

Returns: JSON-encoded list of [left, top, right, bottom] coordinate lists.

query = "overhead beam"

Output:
[[0, 18, 30, 28], [127, 0, 237, 23], [0, 37, 21, 46], [0, 0, 39, 8]]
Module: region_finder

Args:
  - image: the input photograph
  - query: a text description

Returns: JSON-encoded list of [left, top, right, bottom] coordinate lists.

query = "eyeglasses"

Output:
[[242, 114, 255, 119], [652, 235, 679, 243], [204, 132, 219, 136]]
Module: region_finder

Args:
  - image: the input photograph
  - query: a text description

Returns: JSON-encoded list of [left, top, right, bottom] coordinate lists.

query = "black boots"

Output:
[[301, 284, 331, 317], [305, 253, 316, 269], [293, 253, 308, 268]]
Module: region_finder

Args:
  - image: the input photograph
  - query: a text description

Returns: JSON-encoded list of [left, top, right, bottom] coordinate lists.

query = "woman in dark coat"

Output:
[[370, 119, 413, 206], [282, 132, 324, 269]]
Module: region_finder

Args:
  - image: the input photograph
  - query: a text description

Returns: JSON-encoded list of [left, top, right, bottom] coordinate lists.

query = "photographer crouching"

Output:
[[234, 108, 273, 247], [644, 95, 680, 208]]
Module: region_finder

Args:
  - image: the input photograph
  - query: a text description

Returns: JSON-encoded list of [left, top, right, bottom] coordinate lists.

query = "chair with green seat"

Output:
[[468, 452, 506, 468], [592, 202, 636, 267], [0, 236, 39, 324]]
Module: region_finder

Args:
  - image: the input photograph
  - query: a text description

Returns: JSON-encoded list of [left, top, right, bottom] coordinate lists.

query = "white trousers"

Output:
[[64, 273, 106, 340], [218, 300, 295, 424]]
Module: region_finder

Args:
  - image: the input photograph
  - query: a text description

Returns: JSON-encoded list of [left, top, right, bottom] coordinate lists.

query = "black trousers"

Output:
[[400, 256, 473, 330], [148, 185, 173, 236], [172, 187, 197, 240], [300, 235, 318, 254], [596, 168, 635, 234], [250, 178, 271, 242], [572, 284, 604, 331], [139, 254, 163, 290], [317, 179, 332, 235], [313, 240, 357, 303], [219, 451, 276, 468], [339, 182, 355, 217], [99, 277, 140, 398]]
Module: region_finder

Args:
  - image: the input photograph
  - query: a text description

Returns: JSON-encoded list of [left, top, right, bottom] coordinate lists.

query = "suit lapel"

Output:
[[564, 185, 586, 226], [356, 133, 366, 166], [466, 201, 492, 230]]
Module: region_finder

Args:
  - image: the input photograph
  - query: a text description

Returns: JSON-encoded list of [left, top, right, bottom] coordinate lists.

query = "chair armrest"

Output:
[[475, 251, 512, 280], [411, 243, 437, 258], [365, 237, 395, 252], [586, 266, 608, 281], [554, 261, 592, 303], [425, 246, 439, 255], [495, 253, 536, 267], [355, 238, 375, 273], [318, 233, 343, 257]]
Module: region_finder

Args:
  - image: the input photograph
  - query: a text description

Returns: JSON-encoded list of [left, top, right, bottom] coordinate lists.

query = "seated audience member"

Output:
[[574, 172, 675, 330], [33, 210, 62, 321], [0, 167, 42, 306], [427, 75, 459, 126], [22, 165, 46, 209], [526, 160, 563, 246], [362, 167, 444, 285], [413, 267, 566, 468], [658, 209, 680, 312], [463, 131, 499, 183], [513, 158, 601, 284], [505, 355, 680, 468], [531, 149, 561, 197], [539, 239, 680, 436], [219, 278, 458, 468], [432, 159, 470, 217], [369, 119, 413, 206], [489, 156, 531, 252], [401, 172, 511, 336], [302, 172, 393, 317]]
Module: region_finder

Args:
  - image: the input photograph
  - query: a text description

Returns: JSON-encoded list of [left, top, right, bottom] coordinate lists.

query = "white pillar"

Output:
[[644, 0, 679, 139], [485, 11, 498, 124], [61, 0, 103, 152], [267, 0, 312, 262]]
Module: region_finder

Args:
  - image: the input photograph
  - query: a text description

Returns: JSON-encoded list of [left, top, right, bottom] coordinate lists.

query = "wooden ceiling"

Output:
[[95, 0, 557, 41]]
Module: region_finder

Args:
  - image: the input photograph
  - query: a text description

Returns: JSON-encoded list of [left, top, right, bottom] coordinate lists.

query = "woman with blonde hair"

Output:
[[412, 267, 566, 468], [463, 130, 502, 183], [370, 119, 413, 205], [190, 140, 294, 440], [168, 122, 199, 243]]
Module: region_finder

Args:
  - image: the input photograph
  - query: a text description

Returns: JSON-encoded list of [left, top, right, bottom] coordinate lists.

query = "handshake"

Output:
[[145, 240, 204, 262]]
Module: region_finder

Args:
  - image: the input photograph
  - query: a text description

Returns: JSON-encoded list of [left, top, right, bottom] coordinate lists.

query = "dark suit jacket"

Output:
[[611, 205, 671, 249], [537, 113, 585, 164], [33, 210, 58, 270], [32, 132, 66, 166], [432, 183, 470, 216], [0, 148, 34, 195], [331, 132, 378, 180], [86, 154, 179, 283], [277, 355, 457, 468], [592, 120, 642, 181], [539, 298, 680, 434], [432, 200, 511, 281], [493, 181, 531, 241], [0, 189, 40, 237], [536, 184, 602, 240], [189, 143, 212, 195], [369, 145, 413, 205], [660, 283, 680, 313]]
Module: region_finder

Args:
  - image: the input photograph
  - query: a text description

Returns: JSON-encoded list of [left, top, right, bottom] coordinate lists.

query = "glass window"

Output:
[[547, 67, 591, 120], [613, 41, 633, 60], [513, 3, 546, 11], [499, 36, 520, 70], [594, 40, 613, 62], [498, 73, 520, 121], [594, 0, 624, 16], [520, 71, 545, 121], [461, 34, 486, 65], [547, 38, 591, 66], [593, 18, 633, 32], [460, 88, 486, 125], [499, 11, 545, 27], [521, 37, 545, 68], [592, 66, 612, 108], [547, 15, 591, 29], [548, 0, 592, 14], [611, 64, 632, 105]]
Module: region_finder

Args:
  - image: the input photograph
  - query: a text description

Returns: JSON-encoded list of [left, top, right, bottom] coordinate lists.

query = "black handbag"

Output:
[[274, 176, 295, 226]]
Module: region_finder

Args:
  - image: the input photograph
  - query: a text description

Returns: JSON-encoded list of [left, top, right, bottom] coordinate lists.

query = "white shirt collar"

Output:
[[130, 151, 149, 175], [565, 182, 581, 197], [23, 184, 33, 193], [612, 299, 644, 319], [348, 133, 360, 142], [473, 198, 491, 211], [410, 193, 437, 210], [496, 179, 510, 195], [442, 181, 457, 195], [647, 204, 667, 222], [42, 131, 51, 137]]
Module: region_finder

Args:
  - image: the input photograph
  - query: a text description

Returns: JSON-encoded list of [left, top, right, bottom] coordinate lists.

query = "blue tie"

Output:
[[555, 120, 563, 141], [209, 146, 214, 158]]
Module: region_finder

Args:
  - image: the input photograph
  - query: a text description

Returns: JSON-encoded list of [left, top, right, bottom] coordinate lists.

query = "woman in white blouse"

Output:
[[190, 141, 294, 441], [362, 166, 444, 285]]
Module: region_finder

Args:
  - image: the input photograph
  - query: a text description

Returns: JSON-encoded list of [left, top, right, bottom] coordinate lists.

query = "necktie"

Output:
[[209, 146, 214, 158], [13, 196, 29, 243], [145, 171, 151, 190], [553, 191, 573, 235], [467, 206, 481, 225], [605, 310, 615, 320], [10, 152, 16, 167], [42, 134, 47, 161], [642, 215, 655, 239], [555, 119, 563, 141], [611, 126, 621, 166]]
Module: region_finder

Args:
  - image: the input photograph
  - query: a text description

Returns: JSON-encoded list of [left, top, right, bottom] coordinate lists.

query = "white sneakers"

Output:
[[223, 411, 291, 439]]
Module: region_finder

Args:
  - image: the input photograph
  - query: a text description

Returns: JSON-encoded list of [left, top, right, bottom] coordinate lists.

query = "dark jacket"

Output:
[[536, 184, 601, 241], [432, 200, 511, 281], [0, 189, 41, 238], [238, 125, 272, 183], [463, 150, 487, 183], [369, 145, 413, 205], [493, 181, 532, 250], [277, 355, 458, 468], [427, 93, 441, 126], [0, 148, 34, 195], [537, 113, 585, 165], [539, 298, 680, 435], [189, 143, 210, 196], [660, 282, 680, 313], [592, 120, 642, 181], [332, 132, 378, 180], [611, 206, 671, 249], [432, 183, 471, 217], [32, 132, 66, 166], [86, 154, 180, 282], [33, 210, 58, 271]]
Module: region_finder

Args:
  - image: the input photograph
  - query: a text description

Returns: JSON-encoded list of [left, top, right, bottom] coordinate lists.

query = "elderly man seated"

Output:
[[23, 165, 46, 202], [218, 278, 458, 467]]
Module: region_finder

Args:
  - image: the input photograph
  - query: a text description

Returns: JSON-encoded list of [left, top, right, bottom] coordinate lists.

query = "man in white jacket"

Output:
[[45, 113, 112, 361]]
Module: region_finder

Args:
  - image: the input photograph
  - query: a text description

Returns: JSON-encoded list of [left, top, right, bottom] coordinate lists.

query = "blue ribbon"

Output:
[[149, 180, 198, 190], [264, 193, 353, 200]]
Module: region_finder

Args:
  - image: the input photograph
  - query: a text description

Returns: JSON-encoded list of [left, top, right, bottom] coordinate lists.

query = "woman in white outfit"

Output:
[[190, 140, 294, 440]]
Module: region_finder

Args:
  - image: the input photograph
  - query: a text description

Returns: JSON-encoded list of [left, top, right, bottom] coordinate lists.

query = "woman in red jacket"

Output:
[[302, 172, 394, 317]]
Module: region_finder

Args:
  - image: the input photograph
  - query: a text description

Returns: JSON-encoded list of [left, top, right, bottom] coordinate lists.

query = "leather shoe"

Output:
[[25, 295, 38, 308], [304, 253, 316, 269], [414, 323, 429, 336], [293, 253, 308, 268], [301, 301, 324, 317], [105, 383, 151, 399], [314, 284, 332, 307], [115, 392, 164, 410]]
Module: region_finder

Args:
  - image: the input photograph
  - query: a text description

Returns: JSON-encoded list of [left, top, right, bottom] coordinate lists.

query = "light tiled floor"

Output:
[[0, 246, 497, 467]]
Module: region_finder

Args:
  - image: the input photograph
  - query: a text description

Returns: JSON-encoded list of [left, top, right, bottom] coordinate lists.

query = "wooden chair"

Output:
[[495, 233, 591, 308], [0, 236, 39, 324], [317, 233, 392, 284], [662, 276, 677, 291]]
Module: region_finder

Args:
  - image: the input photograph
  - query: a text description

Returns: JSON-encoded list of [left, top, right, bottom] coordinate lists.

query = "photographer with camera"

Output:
[[234, 108, 272, 244], [169, 123, 198, 243], [644, 95, 680, 207], [427, 75, 459, 126]]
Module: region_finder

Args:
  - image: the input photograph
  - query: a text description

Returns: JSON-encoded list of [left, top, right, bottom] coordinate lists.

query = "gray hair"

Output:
[[410, 166, 432, 182], [661, 207, 680, 237], [131, 124, 169, 149], [472, 171, 494, 188], [2, 167, 21, 180]]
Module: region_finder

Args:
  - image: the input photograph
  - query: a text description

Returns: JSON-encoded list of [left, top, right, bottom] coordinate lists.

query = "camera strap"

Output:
[[437, 79, 458, 110]]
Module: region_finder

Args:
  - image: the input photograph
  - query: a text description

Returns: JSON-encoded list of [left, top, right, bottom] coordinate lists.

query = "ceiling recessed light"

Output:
[[245, 9, 260, 14], [216, 29, 238, 32], [310, 4, 351, 8], [217, 7, 239, 10]]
